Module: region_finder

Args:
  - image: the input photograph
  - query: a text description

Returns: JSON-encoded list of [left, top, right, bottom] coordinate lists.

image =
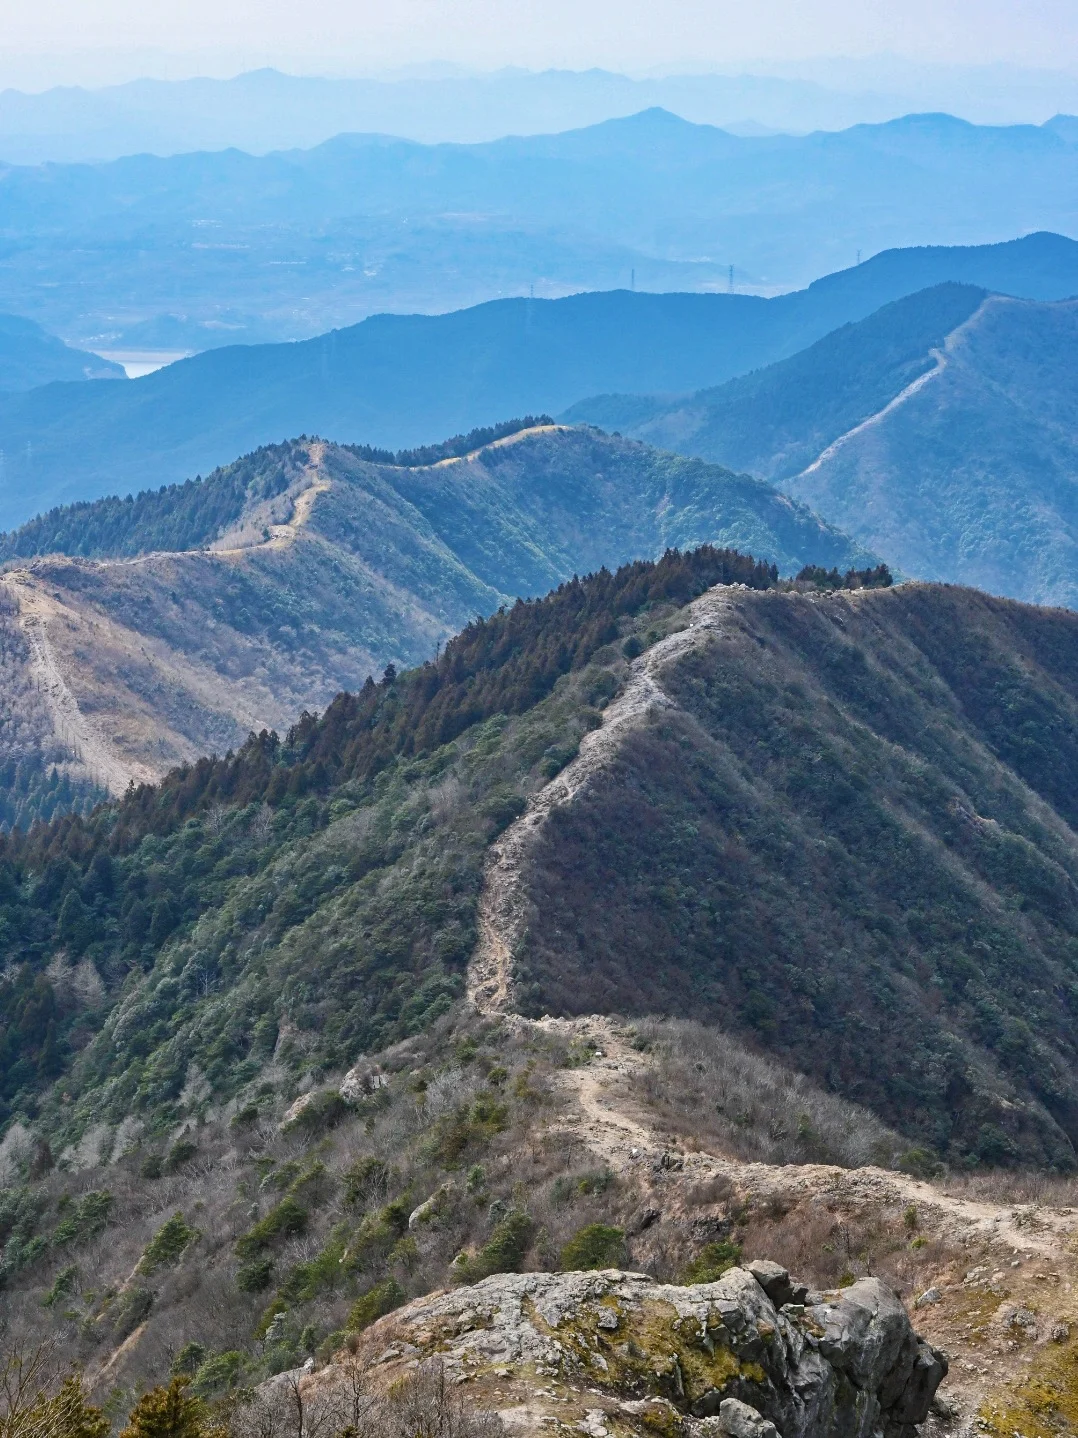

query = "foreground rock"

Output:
[[336, 1265, 946, 1438]]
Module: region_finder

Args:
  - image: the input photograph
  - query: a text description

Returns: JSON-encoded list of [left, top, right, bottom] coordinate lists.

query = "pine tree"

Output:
[[119, 1379, 210, 1438]]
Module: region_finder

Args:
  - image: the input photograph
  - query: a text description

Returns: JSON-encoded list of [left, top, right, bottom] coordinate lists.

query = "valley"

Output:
[[3, 111, 1078, 352]]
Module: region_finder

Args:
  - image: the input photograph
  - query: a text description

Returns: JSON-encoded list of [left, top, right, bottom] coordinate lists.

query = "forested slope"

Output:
[[2, 552, 1078, 1409], [507, 581, 1078, 1167], [567, 290, 1078, 609]]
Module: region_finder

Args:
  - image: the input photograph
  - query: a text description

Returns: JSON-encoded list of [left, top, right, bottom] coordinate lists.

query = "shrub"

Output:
[[171, 1343, 207, 1377], [559, 1224, 625, 1271], [343, 1156, 389, 1206], [347, 1277, 405, 1332], [235, 1257, 274, 1293], [138, 1213, 200, 1274], [21, 1375, 109, 1438], [897, 1148, 944, 1180], [52, 1192, 113, 1247], [163, 1139, 198, 1174], [235, 1197, 308, 1258], [346, 1200, 411, 1271], [112, 1286, 154, 1340], [42, 1263, 79, 1306], [456, 1209, 533, 1281], [480, 789, 527, 832], [680, 1240, 742, 1284], [277, 1225, 350, 1303], [282, 1090, 347, 1135], [551, 1169, 613, 1204], [190, 1351, 247, 1397]]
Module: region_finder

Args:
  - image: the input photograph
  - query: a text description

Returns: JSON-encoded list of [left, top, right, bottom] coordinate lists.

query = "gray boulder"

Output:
[[718, 1397, 779, 1438], [335, 1266, 946, 1438]]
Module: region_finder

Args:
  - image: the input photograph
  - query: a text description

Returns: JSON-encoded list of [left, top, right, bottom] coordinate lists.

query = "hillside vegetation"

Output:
[[781, 295, 1078, 608], [0, 233, 1076, 525], [0, 558, 1076, 1160], [2, 554, 1078, 1419], [507, 581, 1078, 1167], [0, 427, 866, 818], [569, 290, 1078, 609], [0, 550, 1077, 1417]]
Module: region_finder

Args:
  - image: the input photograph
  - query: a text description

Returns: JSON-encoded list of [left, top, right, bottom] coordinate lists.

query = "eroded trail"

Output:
[[468, 586, 739, 1012], [1, 572, 156, 794], [526, 1014, 1078, 1261], [467, 580, 1078, 1260], [791, 299, 988, 483]]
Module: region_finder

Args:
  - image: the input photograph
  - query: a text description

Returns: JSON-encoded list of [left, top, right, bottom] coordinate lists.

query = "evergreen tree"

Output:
[[119, 1379, 211, 1438]]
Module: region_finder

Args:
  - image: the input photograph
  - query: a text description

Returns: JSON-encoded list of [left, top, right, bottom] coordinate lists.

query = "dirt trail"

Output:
[[468, 585, 740, 1011], [467, 579, 1078, 1262], [0, 445, 334, 794], [528, 1014, 1078, 1260], [1, 572, 157, 794], [432, 424, 566, 468], [793, 299, 989, 483], [213, 441, 331, 556]]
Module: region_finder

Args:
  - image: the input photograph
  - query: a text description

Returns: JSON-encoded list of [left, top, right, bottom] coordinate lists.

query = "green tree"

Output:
[[57, 891, 88, 951], [559, 1223, 625, 1271], [119, 1379, 211, 1438]]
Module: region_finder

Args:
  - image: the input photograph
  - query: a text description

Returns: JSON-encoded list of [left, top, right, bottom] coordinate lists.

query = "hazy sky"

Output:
[[2, 0, 1077, 87]]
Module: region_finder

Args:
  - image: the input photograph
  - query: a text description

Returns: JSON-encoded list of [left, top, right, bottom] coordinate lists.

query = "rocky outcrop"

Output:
[[344, 1264, 946, 1438]]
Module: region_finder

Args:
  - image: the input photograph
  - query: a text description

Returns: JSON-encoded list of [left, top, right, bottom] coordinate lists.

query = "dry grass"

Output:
[[939, 1170, 1078, 1208], [733, 1197, 958, 1300], [633, 1018, 904, 1169]]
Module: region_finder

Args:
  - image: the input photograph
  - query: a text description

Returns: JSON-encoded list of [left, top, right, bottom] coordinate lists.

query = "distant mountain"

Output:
[[0, 424, 870, 811], [564, 283, 989, 474], [4, 107, 1078, 346], [0, 312, 123, 391], [568, 286, 1078, 609], [0, 67, 921, 163], [3, 233, 1077, 528]]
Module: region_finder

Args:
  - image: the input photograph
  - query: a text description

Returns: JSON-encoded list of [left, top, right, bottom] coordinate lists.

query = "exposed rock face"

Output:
[[350, 1265, 946, 1438], [339, 1061, 388, 1104]]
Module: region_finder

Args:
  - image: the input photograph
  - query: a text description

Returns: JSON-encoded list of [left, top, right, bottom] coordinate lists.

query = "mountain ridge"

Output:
[[4, 554, 1078, 1425], [3, 235, 1078, 527], [0, 312, 123, 392], [566, 286, 1078, 608], [4, 105, 1078, 349], [0, 426, 871, 810]]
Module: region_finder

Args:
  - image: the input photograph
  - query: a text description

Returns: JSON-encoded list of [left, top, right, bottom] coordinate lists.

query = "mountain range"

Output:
[[0, 424, 869, 813], [569, 283, 1078, 608], [11, 63, 1078, 164], [2, 232, 1076, 528], [4, 548, 1078, 1415], [0, 67, 926, 163], [4, 108, 1078, 348]]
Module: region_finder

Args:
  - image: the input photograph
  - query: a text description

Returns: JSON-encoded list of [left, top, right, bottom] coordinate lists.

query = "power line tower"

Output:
[[728, 265, 734, 292]]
